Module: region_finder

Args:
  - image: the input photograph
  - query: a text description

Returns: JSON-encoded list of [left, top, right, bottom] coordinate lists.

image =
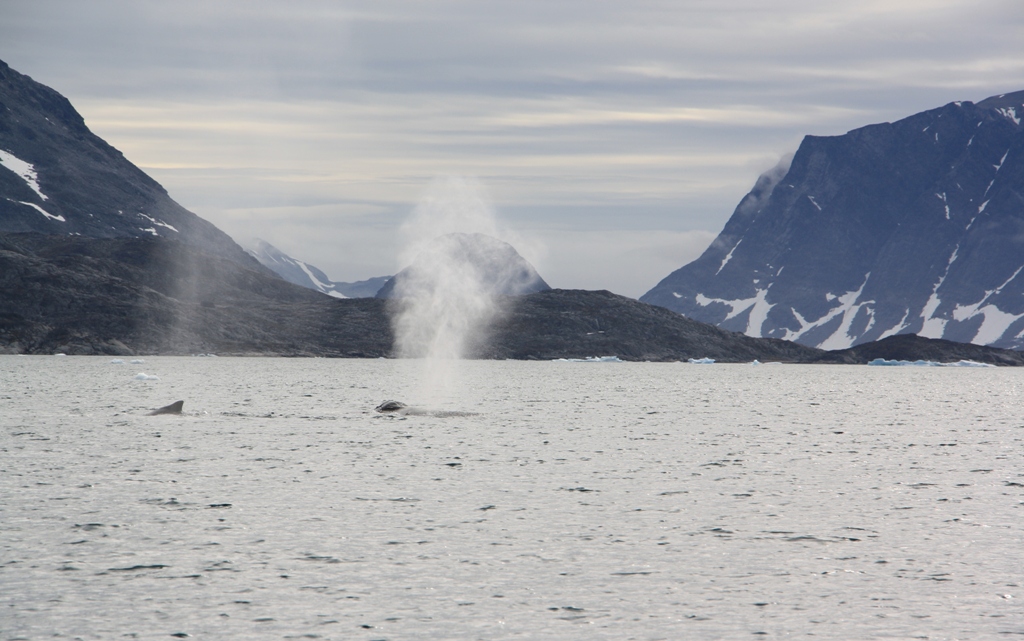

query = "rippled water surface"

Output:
[[2, 356, 1023, 640]]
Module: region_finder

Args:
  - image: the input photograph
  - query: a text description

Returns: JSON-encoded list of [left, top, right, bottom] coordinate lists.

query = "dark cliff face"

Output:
[[0, 58, 259, 267], [0, 232, 393, 357], [642, 91, 1024, 350]]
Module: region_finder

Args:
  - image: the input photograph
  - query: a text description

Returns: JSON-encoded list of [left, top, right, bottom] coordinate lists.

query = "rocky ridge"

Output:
[[642, 90, 1024, 350]]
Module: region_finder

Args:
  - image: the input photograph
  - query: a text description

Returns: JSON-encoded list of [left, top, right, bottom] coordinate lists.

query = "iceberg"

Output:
[[134, 373, 160, 380], [554, 356, 623, 363], [867, 358, 994, 368], [687, 357, 715, 364]]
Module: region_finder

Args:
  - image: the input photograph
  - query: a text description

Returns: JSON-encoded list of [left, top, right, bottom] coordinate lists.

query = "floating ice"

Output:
[[134, 373, 160, 380], [945, 360, 995, 368], [555, 356, 622, 363], [687, 357, 715, 364], [869, 359, 941, 367], [868, 358, 994, 368], [110, 359, 125, 364], [130, 359, 145, 364]]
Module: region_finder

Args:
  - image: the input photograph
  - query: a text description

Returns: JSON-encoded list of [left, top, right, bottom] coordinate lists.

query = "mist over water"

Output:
[[390, 176, 539, 404]]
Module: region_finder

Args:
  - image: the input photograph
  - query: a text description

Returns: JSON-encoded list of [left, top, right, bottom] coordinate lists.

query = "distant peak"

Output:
[[976, 89, 1024, 110]]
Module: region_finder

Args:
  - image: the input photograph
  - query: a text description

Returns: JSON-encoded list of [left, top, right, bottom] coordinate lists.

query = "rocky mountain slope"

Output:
[[2, 58, 1020, 364], [0, 230, 815, 361], [642, 90, 1024, 350], [0, 58, 258, 266], [248, 238, 390, 298], [0, 232, 391, 356], [5, 231, 1022, 364]]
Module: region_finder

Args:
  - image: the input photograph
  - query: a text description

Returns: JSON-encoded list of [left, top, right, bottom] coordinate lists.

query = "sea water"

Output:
[[1, 356, 1022, 640]]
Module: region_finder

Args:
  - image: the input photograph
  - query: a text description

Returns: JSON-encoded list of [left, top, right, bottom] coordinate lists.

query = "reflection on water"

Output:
[[2, 356, 1022, 639]]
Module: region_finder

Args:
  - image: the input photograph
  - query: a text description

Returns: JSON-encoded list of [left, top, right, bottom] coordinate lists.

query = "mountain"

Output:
[[0, 232, 391, 356], [376, 232, 550, 299], [641, 90, 1024, 350], [6, 232, 1018, 363], [0, 229, 819, 361], [0, 58, 259, 267], [248, 238, 390, 298], [2, 58, 1019, 364], [814, 334, 1024, 367]]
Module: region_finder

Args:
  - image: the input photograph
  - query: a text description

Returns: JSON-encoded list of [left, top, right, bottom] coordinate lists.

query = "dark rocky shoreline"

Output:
[[3, 232, 1022, 365]]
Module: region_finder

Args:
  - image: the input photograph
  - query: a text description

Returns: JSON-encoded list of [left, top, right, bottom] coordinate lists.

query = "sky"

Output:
[[2, 1, 1023, 297]]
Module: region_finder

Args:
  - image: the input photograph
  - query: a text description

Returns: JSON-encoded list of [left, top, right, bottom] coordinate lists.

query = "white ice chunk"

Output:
[[554, 356, 622, 363], [0, 149, 48, 201], [134, 373, 159, 380], [110, 359, 125, 364], [687, 357, 715, 364], [130, 359, 145, 364], [868, 358, 993, 368]]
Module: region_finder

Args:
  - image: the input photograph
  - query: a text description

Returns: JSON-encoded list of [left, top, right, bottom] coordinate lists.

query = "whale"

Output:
[[148, 400, 184, 416], [375, 400, 407, 413], [374, 400, 477, 418]]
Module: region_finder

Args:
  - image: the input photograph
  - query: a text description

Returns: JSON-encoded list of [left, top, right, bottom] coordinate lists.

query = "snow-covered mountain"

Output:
[[0, 58, 254, 264], [642, 90, 1024, 350], [248, 239, 390, 298], [375, 233, 550, 299]]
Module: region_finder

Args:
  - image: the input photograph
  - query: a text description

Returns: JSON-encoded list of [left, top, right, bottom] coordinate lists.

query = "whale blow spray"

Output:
[[387, 176, 547, 403]]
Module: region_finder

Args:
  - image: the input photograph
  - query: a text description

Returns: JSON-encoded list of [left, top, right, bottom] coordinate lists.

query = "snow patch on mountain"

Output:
[[0, 150, 48, 201], [137, 213, 178, 233], [782, 274, 873, 349], [247, 238, 390, 298], [696, 287, 773, 336], [952, 265, 1024, 344], [715, 240, 740, 275], [995, 106, 1020, 125], [6, 198, 64, 222], [919, 246, 959, 338]]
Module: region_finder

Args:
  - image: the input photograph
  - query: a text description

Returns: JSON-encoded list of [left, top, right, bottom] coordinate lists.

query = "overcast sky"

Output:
[[3, 1, 1023, 296]]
